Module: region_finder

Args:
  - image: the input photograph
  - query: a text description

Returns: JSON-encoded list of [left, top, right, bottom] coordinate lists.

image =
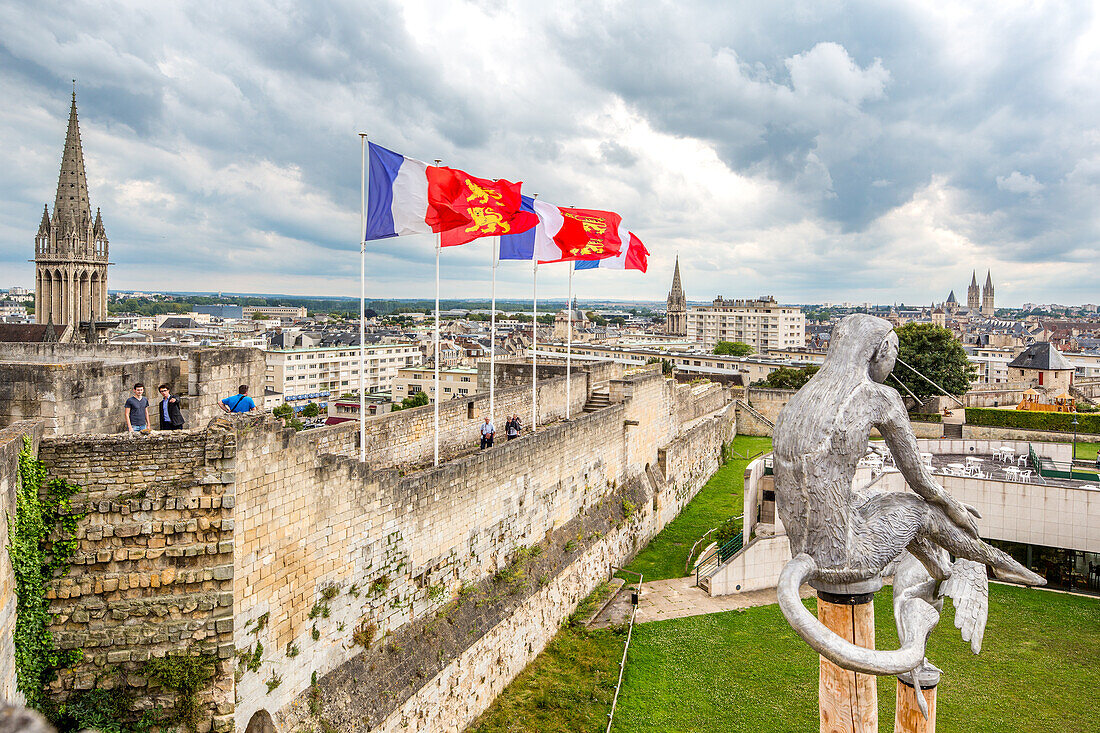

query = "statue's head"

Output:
[[825, 314, 897, 383]]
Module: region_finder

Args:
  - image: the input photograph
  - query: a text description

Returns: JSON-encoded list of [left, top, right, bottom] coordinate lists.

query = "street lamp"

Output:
[[1072, 415, 1079, 468]]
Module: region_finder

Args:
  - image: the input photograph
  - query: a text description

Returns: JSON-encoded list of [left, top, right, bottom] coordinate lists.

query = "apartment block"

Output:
[[264, 342, 421, 403], [686, 296, 805, 351], [392, 365, 479, 403]]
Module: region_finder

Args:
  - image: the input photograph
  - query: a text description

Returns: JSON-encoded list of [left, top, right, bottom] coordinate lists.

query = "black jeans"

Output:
[[480, 434, 494, 449]]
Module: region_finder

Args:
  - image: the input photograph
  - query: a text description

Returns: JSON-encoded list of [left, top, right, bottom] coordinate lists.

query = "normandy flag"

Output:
[[365, 142, 536, 244], [499, 197, 626, 263]]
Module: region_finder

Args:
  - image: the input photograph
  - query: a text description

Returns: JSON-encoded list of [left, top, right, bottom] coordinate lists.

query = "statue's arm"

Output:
[[874, 389, 979, 535]]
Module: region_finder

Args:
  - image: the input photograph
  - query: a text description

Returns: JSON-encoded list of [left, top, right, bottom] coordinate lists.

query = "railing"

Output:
[[1030, 443, 1098, 482], [606, 570, 642, 733], [695, 530, 744, 586]]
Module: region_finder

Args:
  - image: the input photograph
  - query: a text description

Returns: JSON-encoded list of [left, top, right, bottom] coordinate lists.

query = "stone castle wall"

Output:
[[0, 364, 733, 732], [0, 343, 265, 436], [35, 428, 238, 731]]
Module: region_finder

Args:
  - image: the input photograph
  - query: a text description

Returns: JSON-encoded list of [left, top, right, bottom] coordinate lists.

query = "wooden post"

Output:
[[895, 678, 937, 732], [817, 592, 877, 733]]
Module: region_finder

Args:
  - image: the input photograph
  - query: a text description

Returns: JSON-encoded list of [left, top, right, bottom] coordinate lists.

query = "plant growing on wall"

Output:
[[8, 435, 86, 713]]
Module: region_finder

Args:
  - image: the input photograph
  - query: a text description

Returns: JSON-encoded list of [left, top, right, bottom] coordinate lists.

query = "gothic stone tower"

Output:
[[34, 89, 110, 332], [981, 270, 994, 317], [665, 256, 687, 336], [967, 271, 980, 312]]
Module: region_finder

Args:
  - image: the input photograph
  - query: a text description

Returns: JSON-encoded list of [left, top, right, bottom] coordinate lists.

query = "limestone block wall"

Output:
[[0, 421, 46, 705], [657, 404, 735, 527], [0, 356, 183, 435], [961, 423, 1100, 445], [356, 370, 589, 470], [35, 429, 237, 731], [745, 387, 796, 424], [0, 343, 265, 436], [231, 403, 629, 729]]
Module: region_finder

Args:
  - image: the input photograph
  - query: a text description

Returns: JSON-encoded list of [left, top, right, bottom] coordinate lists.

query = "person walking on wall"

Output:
[[158, 383, 185, 430], [506, 413, 521, 440], [124, 383, 151, 434], [480, 416, 495, 449], [221, 385, 257, 414]]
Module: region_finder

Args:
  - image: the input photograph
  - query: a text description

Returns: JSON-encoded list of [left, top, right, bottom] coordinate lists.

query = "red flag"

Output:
[[552, 207, 624, 260], [624, 233, 649, 272], [426, 167, 538, 246]]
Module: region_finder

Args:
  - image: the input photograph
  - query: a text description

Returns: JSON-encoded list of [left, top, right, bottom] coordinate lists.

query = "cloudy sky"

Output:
[[1, 1, 1098, 306]]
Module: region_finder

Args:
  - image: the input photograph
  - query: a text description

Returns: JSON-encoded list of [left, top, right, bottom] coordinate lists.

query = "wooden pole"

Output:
[[816, 592, 877, 733], [895, 678, 937, 733]]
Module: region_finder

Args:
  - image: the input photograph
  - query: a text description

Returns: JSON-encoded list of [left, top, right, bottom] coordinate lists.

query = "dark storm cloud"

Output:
[[0, 1, 1098, 305]]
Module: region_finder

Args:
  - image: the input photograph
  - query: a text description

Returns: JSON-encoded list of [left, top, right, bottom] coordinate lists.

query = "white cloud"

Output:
[[996, 171, 1044, 195]]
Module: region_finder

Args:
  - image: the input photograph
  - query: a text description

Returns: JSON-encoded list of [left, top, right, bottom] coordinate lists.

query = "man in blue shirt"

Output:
[[221, 385, 257, 414], [480, 416, 495, 449]]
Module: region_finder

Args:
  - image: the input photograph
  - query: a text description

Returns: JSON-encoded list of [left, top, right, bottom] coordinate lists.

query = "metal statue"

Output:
[[773, 314, 1043, 709]]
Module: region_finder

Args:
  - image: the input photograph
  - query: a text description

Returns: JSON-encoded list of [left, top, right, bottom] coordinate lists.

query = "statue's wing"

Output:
[[939, 558, 988, 654]]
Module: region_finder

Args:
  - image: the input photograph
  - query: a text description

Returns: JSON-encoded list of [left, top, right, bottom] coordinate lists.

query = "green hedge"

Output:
[[909, 412, 943, 423], [965, 407, 1100, 434]]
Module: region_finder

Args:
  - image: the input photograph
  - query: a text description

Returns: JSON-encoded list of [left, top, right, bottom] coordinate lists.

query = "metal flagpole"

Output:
[[490, 235, 498, 420], [531, 194, 539, 435], [358, 134, 367, 462], [433, 162, 442, 466], [566, 259, 573, 420]]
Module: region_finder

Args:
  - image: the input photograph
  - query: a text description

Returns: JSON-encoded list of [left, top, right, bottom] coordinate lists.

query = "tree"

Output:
[[300, 402, 321, 418], [272, 403, 293, 420], [392, 391, 430, 411], [585, 311, 607, 326], [251, 311, 266, 320], [713, 341, 754, 356], [890, 323, 975, 399], [646, 356, 673, 376], [756, 365, 820, 390]]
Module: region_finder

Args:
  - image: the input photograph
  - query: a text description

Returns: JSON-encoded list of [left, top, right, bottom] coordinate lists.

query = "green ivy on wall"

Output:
[[8, 435, 86, 712]]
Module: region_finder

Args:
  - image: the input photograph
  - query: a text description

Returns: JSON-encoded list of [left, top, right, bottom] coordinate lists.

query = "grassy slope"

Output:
[[611, 584, 1100, 733], [619, 435, 773, 581], [1074, 441, 1099, 461]]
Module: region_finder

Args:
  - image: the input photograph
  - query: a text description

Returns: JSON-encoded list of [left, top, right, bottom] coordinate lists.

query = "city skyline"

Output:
[[1, 3, 1099, 306]]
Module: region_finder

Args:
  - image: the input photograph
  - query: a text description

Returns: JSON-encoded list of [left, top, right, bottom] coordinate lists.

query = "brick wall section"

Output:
[[0, 420, 46, 705], [36, 429, 237, 732], [0, 343, 265, 436]]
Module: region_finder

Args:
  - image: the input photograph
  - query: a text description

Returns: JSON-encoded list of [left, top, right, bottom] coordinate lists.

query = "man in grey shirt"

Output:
[[124, 383, 150, 434]]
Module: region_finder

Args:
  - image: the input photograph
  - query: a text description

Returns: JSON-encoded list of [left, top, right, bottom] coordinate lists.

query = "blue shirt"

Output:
[[223, 394, 255, 412]]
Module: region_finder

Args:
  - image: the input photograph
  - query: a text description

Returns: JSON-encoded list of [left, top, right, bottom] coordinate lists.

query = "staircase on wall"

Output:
[[583, 388, 611, 413]]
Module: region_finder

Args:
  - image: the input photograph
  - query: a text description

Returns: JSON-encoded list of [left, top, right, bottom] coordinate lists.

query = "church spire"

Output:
[[670, 255, 683, 298], [53, 85, 91, 230]]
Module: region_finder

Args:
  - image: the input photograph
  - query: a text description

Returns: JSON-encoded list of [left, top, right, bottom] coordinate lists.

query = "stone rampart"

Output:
[[0, 365, 733, 732], [0, 343, 265, 436], [36, 428, 237, 731]]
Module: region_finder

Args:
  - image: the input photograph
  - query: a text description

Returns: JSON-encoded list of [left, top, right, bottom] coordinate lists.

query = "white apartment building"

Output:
[[393, 365, 479, 403], [248, 306, 308, 319], [687, 296, 805, 351], [264, 342, 421, 404]]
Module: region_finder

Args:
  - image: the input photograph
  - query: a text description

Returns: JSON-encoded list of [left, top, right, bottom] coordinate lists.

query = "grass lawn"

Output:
[[610, 584, 1100, 733], [617, 435, 772, 582], [1074, 441, 1099, 461]]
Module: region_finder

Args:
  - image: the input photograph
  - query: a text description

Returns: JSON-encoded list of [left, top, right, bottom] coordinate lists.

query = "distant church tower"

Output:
[[981, 270, 995, 317], [967, 271, 980, 312], [34, 88, 110, 333], [665, 256, 687, 336]]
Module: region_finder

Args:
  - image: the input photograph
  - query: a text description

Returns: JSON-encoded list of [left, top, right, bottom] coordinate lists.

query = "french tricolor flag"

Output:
[[365, 143, 432, 240], [498, 195, 570, 262]]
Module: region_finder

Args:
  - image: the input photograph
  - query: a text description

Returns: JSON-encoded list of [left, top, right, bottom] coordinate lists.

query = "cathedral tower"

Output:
[[34, 88, 110, 332], [665, 256, 687, 336], [981, 270, 994, 317], [967, 271, 980, 311]]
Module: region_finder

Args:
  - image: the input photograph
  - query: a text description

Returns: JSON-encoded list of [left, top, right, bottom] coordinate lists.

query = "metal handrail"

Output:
[[605, 571, 641, 733], [694, 530, 744, 586]]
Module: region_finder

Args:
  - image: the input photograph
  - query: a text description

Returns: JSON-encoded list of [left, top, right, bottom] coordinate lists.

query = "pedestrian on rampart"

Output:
[[507, 413, 521, 440], [158, 383, 185, 430], [480, 416, 495, 449], [221, 384, 257, 414], [124, 383, 150, 434]]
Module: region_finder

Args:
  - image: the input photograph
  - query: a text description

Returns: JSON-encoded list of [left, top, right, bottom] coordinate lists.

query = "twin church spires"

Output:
[[963, 270, 995, 317], [34, 86, 111, 332]]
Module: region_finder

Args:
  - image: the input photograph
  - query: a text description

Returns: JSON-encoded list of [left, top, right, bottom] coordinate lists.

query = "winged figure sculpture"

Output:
[[772, 314, 1044, 716]]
